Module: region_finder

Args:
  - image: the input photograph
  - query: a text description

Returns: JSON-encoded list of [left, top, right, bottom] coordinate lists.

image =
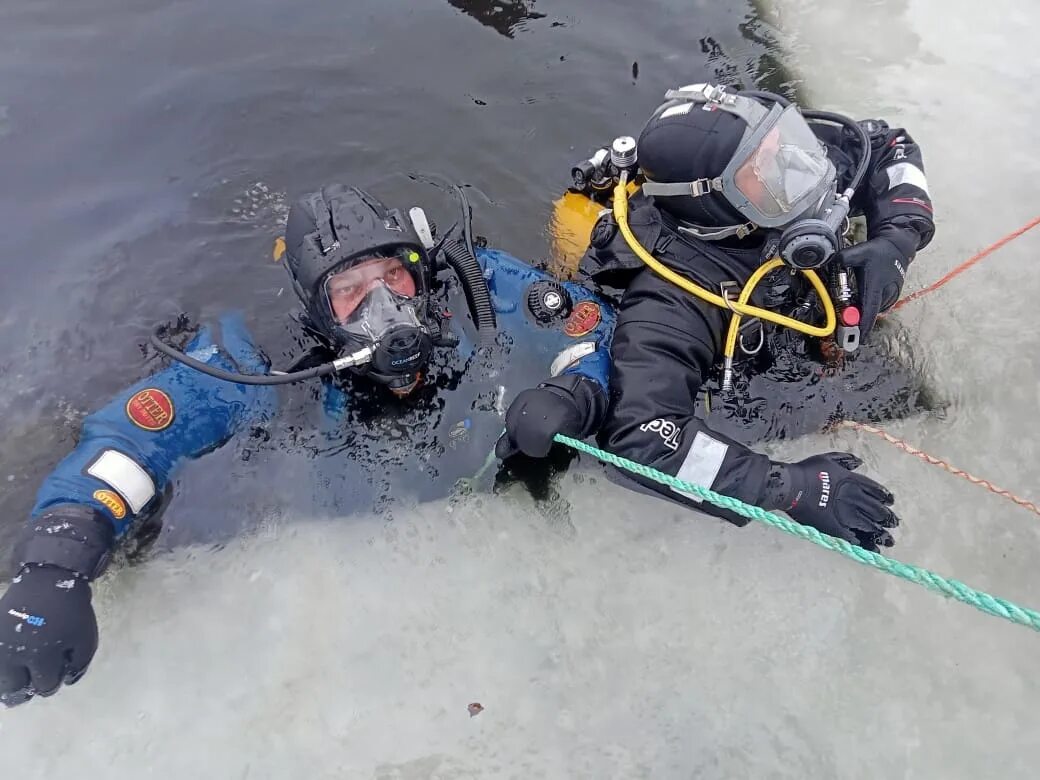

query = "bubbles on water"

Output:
[[225, 181, 289, 231]]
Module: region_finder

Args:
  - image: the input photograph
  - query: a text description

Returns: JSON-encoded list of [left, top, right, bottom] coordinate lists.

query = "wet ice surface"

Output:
[[4, 479, 1039, 778], [3, 0, 1040, 777]]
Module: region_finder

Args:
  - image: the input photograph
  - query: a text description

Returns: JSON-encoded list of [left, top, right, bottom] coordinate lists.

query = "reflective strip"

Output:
[[86, 450, 156, 515], [659, 102, 694, 119], [886, 162, 929, 195], [550, 341, 597, 376], [669, 432, 728, 504]]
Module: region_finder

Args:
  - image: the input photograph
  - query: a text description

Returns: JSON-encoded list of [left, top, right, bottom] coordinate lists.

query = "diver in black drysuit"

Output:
[[499, 83, 936, 551]]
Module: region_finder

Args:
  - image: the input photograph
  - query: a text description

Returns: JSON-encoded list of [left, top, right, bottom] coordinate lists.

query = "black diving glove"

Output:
[[836, 225, 919, 340], [762, 452, 900, 552], [496, 384, 585, 459], [0, 565, 98, 707]]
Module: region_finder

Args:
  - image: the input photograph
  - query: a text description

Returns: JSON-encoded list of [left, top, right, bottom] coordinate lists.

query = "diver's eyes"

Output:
[[384, 265, 416, 296], [330, 283, 358, 299]]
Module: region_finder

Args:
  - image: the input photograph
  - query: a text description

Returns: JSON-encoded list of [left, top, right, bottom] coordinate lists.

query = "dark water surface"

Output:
[[0, 0, 790, 557]]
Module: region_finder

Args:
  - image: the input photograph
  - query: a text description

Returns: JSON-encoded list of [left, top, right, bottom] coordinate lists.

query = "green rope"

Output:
[[555, 434, 1040, 633]]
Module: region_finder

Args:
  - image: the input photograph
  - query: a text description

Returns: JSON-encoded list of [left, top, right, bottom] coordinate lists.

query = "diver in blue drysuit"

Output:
[[0, 183, 615, 706]]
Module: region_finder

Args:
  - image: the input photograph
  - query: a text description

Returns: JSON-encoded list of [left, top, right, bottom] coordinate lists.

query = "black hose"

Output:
[[429, 218, 459, 259], [442, 239, 496, 339], [149, 330, 343, 385], [802, 109, 871, 193], [452, 184, 477, 259]]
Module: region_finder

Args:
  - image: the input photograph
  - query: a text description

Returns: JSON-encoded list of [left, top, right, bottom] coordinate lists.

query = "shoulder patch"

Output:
[[563, 301, 602, 338], [126, 388, 175, 431]]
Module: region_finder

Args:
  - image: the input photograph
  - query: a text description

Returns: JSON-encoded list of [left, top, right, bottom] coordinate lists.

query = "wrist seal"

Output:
[[20, 505, 116, 581]]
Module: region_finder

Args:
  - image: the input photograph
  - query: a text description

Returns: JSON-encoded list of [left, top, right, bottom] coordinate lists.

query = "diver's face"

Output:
[[733, 126, 780, 208], [326, 257, 417, 323]]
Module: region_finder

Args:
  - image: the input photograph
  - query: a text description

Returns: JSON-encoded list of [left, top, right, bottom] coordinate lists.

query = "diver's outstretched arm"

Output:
[[0, 313, 276, 707], [556, 265, 897, 552]]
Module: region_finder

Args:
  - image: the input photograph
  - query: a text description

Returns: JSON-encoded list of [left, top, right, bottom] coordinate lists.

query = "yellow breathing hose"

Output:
[[611, 173, 837, 382]]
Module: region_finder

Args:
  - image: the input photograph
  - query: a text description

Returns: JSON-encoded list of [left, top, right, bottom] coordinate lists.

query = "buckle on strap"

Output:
[[733, 222, 756, 239], [645, 178, 724, 199], [676, 221, 758, 242], [664, 84, 731, 105], [690, 178, 722, 197]]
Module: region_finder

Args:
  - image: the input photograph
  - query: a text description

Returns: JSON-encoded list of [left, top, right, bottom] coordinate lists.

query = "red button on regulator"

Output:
[[841, 306, 861, 326]]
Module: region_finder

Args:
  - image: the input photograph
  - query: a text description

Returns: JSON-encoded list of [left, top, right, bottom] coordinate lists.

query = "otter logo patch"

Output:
[[126, 388, 175, 431], [563, 301, 602, 338], [92, 489, 127, 521]]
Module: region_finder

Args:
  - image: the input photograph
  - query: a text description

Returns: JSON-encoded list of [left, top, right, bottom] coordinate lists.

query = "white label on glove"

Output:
[[87, 449, 156, 515], [886, 162, 929, 195], [550, 341, 596, 377], [670, 432, 728, 504]]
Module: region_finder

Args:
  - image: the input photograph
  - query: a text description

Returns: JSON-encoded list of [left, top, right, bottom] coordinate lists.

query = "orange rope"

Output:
[[838, 420, 1040, 519], [834, 221, 1040, 515], [890, 215, 1040, 311]]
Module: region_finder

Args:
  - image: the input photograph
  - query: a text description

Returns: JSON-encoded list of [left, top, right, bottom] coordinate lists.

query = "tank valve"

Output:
[[610, 136, 638, 171]]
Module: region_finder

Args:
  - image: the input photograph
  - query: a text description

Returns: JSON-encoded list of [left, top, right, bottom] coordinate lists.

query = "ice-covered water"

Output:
[[1, 0, 1038, 776]]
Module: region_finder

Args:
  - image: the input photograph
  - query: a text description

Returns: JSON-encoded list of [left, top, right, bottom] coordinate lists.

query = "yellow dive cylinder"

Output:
[[547, 183, 637, 278]]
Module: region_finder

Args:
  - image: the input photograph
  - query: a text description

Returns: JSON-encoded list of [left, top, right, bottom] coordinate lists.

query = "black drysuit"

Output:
[[577, 119, 936, 524]]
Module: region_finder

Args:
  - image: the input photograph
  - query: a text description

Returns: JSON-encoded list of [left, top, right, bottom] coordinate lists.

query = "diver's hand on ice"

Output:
[[836, 225, 918, 339], [763, 452, 900, 552], [496, 385, 584, 459], [0, 566, 97, 707]]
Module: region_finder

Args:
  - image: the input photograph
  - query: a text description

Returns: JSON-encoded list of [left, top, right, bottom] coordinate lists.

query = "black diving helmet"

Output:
[[283, 185, 437, 394], [639, 83, 838, 241], [637, 83, 873, 270]]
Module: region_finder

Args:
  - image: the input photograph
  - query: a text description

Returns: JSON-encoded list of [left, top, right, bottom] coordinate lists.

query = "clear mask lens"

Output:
[[733, 106, 832, 219], [337, 281, 422, 345], [324, 254, 421, 322]]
